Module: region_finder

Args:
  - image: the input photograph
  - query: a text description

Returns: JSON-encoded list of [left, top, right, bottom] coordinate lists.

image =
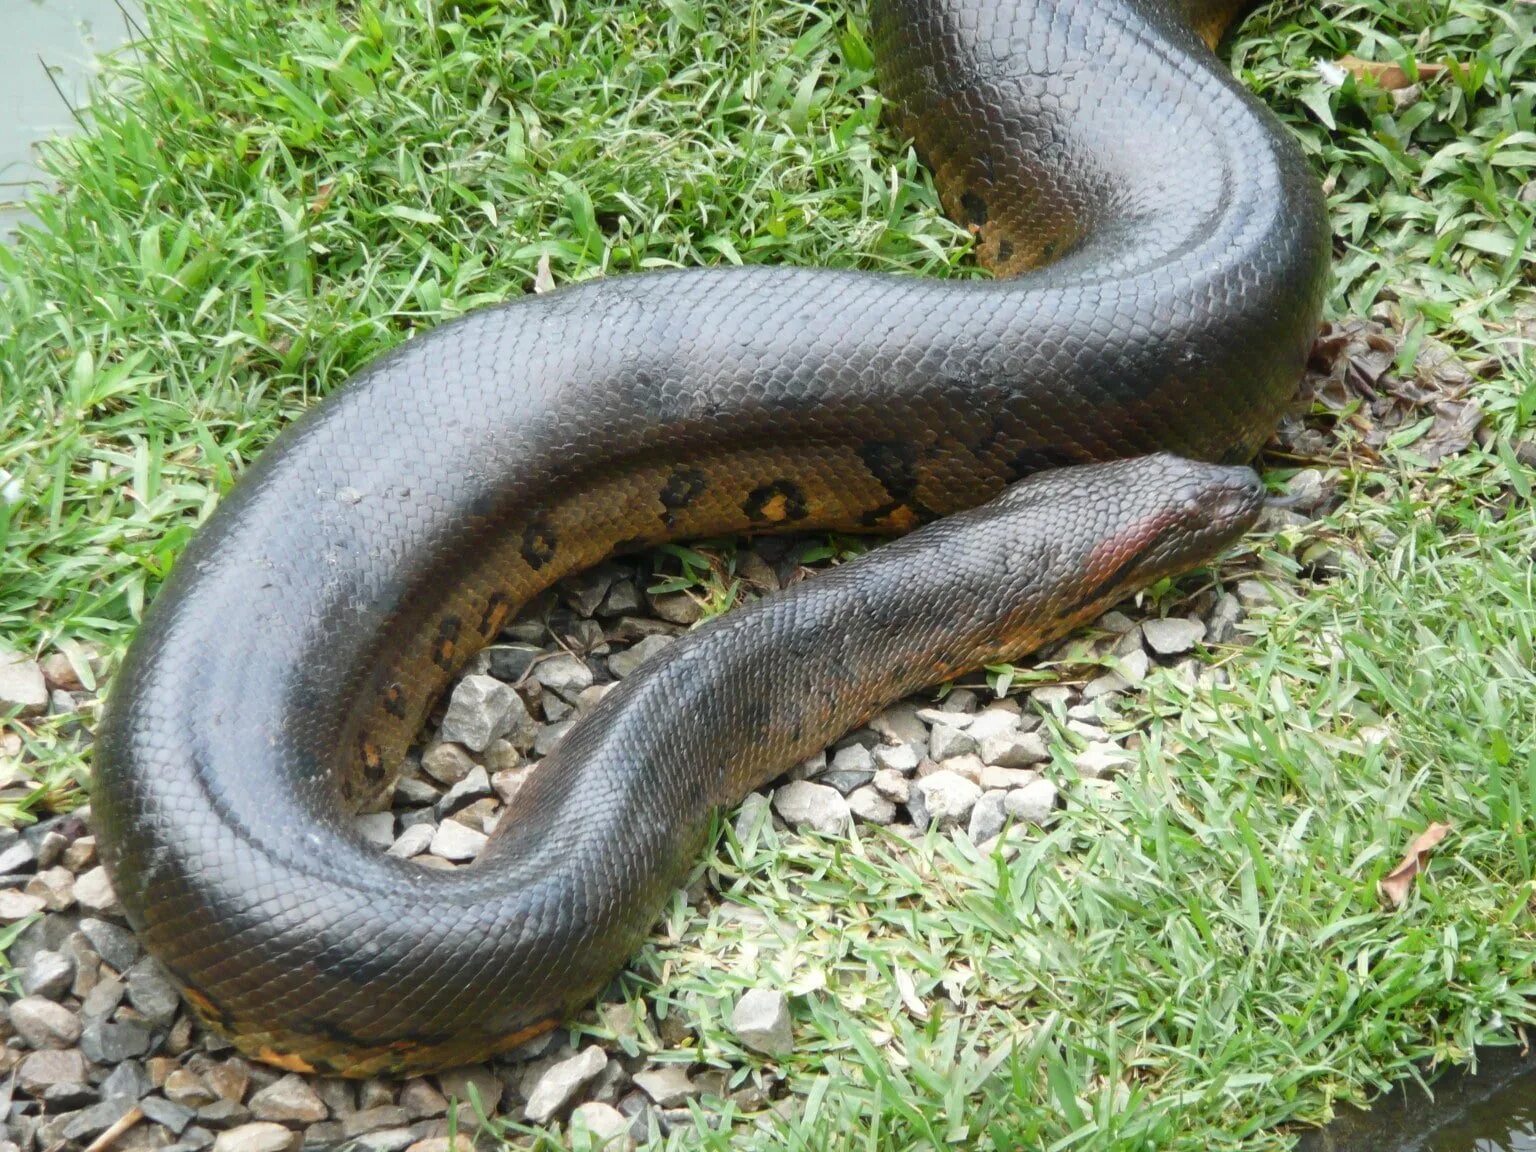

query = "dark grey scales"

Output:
[[93, 0, 1330, 1075]]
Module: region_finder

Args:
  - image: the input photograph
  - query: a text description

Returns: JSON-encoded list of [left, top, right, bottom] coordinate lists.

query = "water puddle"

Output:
[[1, 0, 140, 239], [1299, 1048, 1536, 1152]]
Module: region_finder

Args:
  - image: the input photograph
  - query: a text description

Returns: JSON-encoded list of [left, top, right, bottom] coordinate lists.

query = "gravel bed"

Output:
[[0, 502, 1342, 1152]]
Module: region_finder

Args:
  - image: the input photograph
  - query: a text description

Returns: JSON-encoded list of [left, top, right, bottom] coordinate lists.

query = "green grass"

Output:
[[1, 0, 1533, 1148]]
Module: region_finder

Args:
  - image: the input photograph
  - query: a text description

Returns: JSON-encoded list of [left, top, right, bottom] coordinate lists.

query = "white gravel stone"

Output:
[[570, 1101, 632, 1148], [978, 730, 1048, 768], [1030, 685, 1075, 710], [388, 824, 436, 859], [9, 996, 82, 1048], [968, 790, 1009, 844], [250, 1074, 329, 1123], [847, 786, 896, 825], [731, 988, 792, 1055], [440, 675, 524, 752], [934, 753, 984, 784], [1074, 742, 1133, 779], [872, 743, 919, 773], [915, 707, 969, 728], [428, 820, 487, 862], [732, 791, 773, 843], [771, 781, 850, 836], [1142, 617, 1207, 656], [21, 950, 74, 999], [979, 765, 1039, 791], [1083, 670, 1130, 699], [1235, 579, 1278, 609], [1207, 593, 1245, 644], [607, 634, 675, 678], [533, 653, 596, 700], [0, 839, 36, 874], [1005, 779, 1059, 824], [421, 742, 476, 786], [73, 866, 118, 915], [928, 723, 978, 761], [965, 710, 1018, 743], [870, 703, 928, 745], [633, 1066, 697, 1106], [212, 1123, 299, 1152], [353, 812, 395, 849], [910, 771, 982, 830], [0, 648, 47, 717], [524, 1046, 608, 1123], [871, 769, 911, 804]]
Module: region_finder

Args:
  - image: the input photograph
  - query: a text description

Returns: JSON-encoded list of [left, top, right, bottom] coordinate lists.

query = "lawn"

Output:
[[1, 0, 1533, 1149]]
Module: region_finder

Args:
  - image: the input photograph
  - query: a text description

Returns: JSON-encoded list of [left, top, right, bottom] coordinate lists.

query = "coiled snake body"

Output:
[[95, 0, 1329, 1075]]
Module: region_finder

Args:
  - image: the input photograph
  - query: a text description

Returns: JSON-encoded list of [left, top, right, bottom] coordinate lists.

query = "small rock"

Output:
[[24, 865, 75, 911], [353, 813, 395, 849], [387, 824, 435, 859], [0, 838, 37, 875], [979, 764, 1039, 791], [0, 888, 46, 920], [1074, 742, 1133, 779], [978, 729, 1048, 768], [968, 790, 1009, 844], [0, 648, 48, 717], [249, 1075, 328, 1123], [434, 766, 491, 820], [942, 688, 979, 713], [142, 1094, 197, 1134], [1005, 780, 1059, 824], [80, 917, 142, 971], [357, 1080, 396, 1110], [342, 1106, 411, 1137], [1082, 669, 1130, 699], [598, 578, 643, 617], [1030, 684, 1075, 711], [211, 1123, 297, 1152], [127, 958, 182, 1026], [1206, 593, 1245, 645], [534, 719, 575, 756], [871, 769, 910, 804], [164, 1069, 219, 1109], [632, 1066, 697, 1107], [533, 653, 596, 702], [101, 1060, 152, 1101], [561, 566, 615, 618], [81, 1016, 155, 1063], [771, 781, 850, 836], [41, 1079, 99, 1109], [406, 1138, 475, 1152], [732, 792, 772, 843], [872, 743, 919, 773], [910, 771, 982, 830], [731, 989, 792, 1056], [965, 710, 1018, 743], [647, 591, 702, 626], [21, 949, 75, 999], [847, 786, 896, 825], [437, 1064, 501, 1114], [63, 834, 98, 871], [59, 1098, 138, 1143], [932, 753, 984, 784], [524, 1046, 608, 1124], [10, 995, 84, 1048], [491, 766, 531, 807], [420, 743, 476, 786], [787, 750, 826, 781], [1141, 617, 1206, 656], [81, 973, 127, 1019], [569, 1101, 632, 1148], [820, 744, 875, 794], [428, 821, 487, 862], [74, 866, 121, 915], [1234, 579, 1277, 609], [199, 1098, 254, 1129], [915, 707, 968, 728], [870, 704, 927, 745], [439, 676, 523, 753], [399, 1079, 448, 1120], [18, 1047, 90, 1095], [607, 635, 675, 678]]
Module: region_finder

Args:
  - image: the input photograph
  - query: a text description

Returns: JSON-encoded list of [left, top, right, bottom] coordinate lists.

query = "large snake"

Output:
[[94, 0, 1329, 1076]]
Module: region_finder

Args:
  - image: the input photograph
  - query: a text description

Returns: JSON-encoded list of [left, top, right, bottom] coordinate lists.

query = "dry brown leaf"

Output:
[[1338, 55, 1446, 91], [1379, 822, 1452, 909]]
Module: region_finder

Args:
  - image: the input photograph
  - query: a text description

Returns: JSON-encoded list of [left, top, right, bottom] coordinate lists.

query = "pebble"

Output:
[[353, 813, 396, 849], [979, 764, 1039, 791], [1234, 578, 1277, 609], [870, 703, 927, 745], [1074, 742, 1133, 779], [102, 1059, 152, 1100], [978, 730, 1048, 769], [434, 766, 491, 819], [25, 864, 76, 910], [968, 790, 1008, 844], [438, 1065, 502, 1114], [80, 916, 142, 970], [0, 837, 37, 874], [533, 653, 596, 701], [910, 771, 982, 831], [165, 1069, 219, 1108], [81, 1016, 155, 1063], [399, 1079, 448, 1119], [569, 1101, 631, 1148], [732, 792, 772, 843], [871, 769, 910, 804], [931, 753, 984, 785], [1141, 617, 1206, 656], [0, 888, 46, 920], [1206, 594, 1245, 645], [142, 1093, 197, 1134], [632, 1067, 697, 1107], [342, 1106, 412, 1136], [731, 989, 792, 1056], [647, 591, 702, 626], [10, 996, 83, 1047], [428, 820, 486, 862], [127, 958, 182, 1025], [915, 707, 968, 728], [524, 1046, 608, 1124], [387, 824, 435, 859], [607, 634, 675, 678], [420, 743, 476, 786], [820, 744, 876, 794], [18, 1047, 89, 1094], [1005, 779, 1059, 824], [439, 675, 524, 752], [847, 786, 896, 825], [212, 1122, 298, 1152], [0, 647, 48, 716], [872, 742, 918, 773], [928, 724, 977, 761], [249, 1074, 328, 1123], [770, 781, 850, 836], [21, 948, 75, 999]]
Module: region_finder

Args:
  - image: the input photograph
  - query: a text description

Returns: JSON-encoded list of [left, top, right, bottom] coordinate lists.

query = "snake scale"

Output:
[[94, 0, 1329, 1076]]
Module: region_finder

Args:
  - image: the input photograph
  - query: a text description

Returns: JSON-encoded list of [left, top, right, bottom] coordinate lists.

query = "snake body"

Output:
[[94, 0, 1328, 1075]]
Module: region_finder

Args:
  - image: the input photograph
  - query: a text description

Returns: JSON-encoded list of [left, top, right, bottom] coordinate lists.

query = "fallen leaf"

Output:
[[1337, 55, 1446, 92], [1379, 821, 1452, 908]]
